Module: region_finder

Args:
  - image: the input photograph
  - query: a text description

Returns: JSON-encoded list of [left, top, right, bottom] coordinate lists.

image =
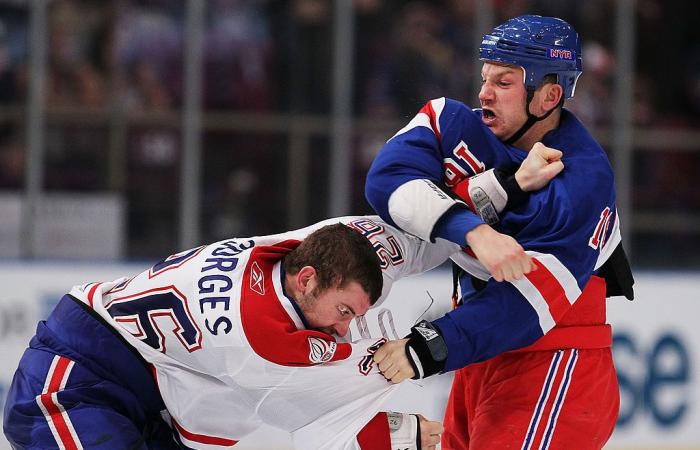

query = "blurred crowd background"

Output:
[[0, 0, 698, 266]]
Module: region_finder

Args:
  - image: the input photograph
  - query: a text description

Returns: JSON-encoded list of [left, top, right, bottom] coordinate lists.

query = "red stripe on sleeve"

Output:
[[173, 419, 239, 447], [40, 394, 78, 450], [39, 393, 80, 450], [39, 357, 80, 450], [87, 282, 101, 308], [357, 412, 391, 450], [47, 356, 71, 393], [526, 259, 570, 322], [419, 102, 441, 142]]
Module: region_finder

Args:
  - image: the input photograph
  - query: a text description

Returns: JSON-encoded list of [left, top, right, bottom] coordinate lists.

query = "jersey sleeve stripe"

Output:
[[524, 259, 571, 324], [527, 252, 582, 305], [387, 112, 432, 142], [429, 97, 446, 138], [386, 97, 446, 144], [36, 356, 82, 450], [418, 98, 444, 142], [510, 277, 556, 333], [535, 266, 569, 323], [172, 419, 238, 447], [511, 253, 582, 332], [87, 282, 101, 308]]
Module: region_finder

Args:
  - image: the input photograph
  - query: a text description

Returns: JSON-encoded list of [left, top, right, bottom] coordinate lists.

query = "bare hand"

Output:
[[466, 224, 536, 282], [417, 414, 444, 450], [373, 338, 414, 384], [515, 142, 565, 191]]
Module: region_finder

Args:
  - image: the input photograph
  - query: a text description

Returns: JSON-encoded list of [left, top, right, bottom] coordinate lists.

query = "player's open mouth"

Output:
[[482, 108, 497, 125]]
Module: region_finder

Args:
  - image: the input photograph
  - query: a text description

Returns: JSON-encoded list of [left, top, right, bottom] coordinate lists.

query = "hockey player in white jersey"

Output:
[[4, 217, 455, 450]]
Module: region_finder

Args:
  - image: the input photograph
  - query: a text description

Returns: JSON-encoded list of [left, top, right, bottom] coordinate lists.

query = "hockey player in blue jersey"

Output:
[[365, 15, 633, 450]]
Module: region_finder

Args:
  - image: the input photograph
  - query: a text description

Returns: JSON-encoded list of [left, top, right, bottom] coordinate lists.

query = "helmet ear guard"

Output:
[[479, 15, 583, 99]]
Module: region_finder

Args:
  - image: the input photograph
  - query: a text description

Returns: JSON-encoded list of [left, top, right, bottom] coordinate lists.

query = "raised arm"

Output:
[[366, 98, 562, 281], [365, 98, 493, 244]]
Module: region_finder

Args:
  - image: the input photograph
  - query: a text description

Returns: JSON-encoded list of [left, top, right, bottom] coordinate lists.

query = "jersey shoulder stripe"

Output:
[[423, 97, 445, 141], [388, 97, 446, 143], [388, 110, 433, 143]]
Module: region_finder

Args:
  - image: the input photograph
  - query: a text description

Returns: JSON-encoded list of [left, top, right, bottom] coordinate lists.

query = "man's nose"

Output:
[[479, 83, 493, 102], [334, 321, 351, 337]]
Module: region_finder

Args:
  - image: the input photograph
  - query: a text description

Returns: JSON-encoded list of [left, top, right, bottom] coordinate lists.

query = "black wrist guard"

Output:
[[494, 169, 528, 209], [406, 320, 447, 379]]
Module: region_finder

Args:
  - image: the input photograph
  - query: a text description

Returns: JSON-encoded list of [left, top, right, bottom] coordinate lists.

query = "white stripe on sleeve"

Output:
[[510, 277, 556, 333], [527, 251, 582, 305], [387, 113, 432, 143], [430, 97, 445, 135]]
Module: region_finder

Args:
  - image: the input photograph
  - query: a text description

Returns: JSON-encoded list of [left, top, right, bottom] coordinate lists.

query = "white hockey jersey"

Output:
[[68, 216, 460, 449]]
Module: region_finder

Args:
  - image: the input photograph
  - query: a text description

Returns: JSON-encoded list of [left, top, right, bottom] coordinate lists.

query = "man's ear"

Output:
[[542, 83, 563, 111], [296, 266, 317, 294]]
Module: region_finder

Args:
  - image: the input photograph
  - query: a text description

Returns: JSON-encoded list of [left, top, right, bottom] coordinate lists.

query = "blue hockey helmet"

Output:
[[479, 15, 583, 99]]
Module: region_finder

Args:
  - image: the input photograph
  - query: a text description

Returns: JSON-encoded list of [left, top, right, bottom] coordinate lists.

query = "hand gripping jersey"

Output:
[[4, 216, 459, 450], [365, 97, 622, 371]]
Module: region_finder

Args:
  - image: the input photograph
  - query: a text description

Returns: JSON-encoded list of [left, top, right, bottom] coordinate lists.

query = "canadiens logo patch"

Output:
[[250, 261, 265, 295], [308, 337, 337, 364]]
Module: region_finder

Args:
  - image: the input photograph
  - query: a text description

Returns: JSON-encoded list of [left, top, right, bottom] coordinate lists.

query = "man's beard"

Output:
[[297, 287, 335, 334], [296, 286, 319, 314]]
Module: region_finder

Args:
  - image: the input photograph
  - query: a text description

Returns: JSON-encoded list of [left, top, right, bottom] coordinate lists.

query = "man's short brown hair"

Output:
[[283, 223, 383, 305]]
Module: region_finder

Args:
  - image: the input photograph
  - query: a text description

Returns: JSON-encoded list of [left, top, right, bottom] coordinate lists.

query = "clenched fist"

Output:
[[515, 142, 565, 191], [466, 224, 536, 282], [373, 338, 414, 384]]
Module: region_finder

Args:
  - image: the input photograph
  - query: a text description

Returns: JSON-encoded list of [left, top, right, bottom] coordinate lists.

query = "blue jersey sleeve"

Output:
[[433, 280, 543, 370], [365, 98, 519, 246]]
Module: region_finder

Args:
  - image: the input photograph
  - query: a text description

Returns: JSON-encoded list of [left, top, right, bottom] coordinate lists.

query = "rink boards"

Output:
[[0, 262, 697, 449]]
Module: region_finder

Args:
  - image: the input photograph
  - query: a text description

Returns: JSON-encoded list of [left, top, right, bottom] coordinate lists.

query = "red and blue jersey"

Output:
[[365, 98, 621, 372]]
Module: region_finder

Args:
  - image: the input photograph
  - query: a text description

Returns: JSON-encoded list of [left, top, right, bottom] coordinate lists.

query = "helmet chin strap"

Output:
[[504, 86, 561, 146]]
